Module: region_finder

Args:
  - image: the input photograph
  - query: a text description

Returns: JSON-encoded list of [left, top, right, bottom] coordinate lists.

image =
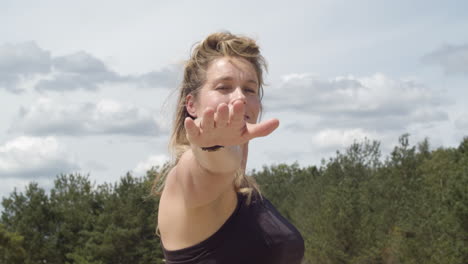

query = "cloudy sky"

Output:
[[1, 0, 467, 200]]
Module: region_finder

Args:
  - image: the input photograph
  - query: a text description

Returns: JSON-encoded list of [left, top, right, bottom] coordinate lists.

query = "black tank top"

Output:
[[161, 191, 305, 264]]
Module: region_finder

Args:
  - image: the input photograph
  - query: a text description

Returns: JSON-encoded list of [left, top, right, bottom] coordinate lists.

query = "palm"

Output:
[[185, 101, 279, 147]]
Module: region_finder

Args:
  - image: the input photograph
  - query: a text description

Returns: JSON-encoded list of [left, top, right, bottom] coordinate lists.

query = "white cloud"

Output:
[[129, 65, 182, 89], [253, 72, 455, 167], [35, 51, 123, 92], [311, 128, 379, 150], [422, 43, 468, 75], [0, 42, 181, 93], [0, 41, 51, 93], [9, 98, 163, 137], [266, 73, 448, 131], [35, 51, 181, 92], [132, 154, 169, 176], [0, 136, 79, 179]]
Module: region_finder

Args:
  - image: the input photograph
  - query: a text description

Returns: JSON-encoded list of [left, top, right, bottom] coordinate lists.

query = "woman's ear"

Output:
[[185, 94, 198, 118]]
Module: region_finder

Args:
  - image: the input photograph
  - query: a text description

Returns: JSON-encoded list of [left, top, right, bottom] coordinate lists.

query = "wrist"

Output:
[[191, 145, 243, 174]]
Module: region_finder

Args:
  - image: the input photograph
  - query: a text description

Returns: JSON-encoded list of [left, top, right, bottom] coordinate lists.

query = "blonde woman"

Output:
[[155, 32, 304, 264]]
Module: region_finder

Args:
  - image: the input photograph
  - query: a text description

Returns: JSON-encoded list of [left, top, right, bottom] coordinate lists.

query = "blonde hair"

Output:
[[152, 32, 267, 202]]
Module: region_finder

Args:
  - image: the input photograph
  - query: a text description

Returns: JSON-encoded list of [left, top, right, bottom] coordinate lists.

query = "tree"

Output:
[[49, 174, 102, 264], [0, 223, 26, 264], [1, 183, 57, 263]]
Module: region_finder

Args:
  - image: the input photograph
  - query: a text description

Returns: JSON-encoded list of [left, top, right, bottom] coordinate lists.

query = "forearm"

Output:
[[174, 146, 242, 208], [190, 144, 243, 174]]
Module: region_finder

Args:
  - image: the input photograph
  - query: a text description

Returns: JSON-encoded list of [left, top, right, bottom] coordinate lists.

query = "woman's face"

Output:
[[186, 56, 261, 124]]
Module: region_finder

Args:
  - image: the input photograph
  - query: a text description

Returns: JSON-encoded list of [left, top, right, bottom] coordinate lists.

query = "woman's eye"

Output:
[[217, 86, 230, 90], [245, 88, 257, 94]]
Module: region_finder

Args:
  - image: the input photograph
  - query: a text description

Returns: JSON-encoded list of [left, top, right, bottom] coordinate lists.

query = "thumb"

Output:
[[246, 118, 280, 139]]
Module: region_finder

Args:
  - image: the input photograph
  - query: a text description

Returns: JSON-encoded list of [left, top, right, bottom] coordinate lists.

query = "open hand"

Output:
[[185, 100, 279, 147]]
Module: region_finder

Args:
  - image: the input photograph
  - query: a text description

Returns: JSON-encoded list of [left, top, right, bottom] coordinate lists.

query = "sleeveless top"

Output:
[[161, 191, 305, 264]]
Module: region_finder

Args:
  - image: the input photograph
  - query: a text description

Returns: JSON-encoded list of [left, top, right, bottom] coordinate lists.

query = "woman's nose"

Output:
[[231, 87, 246, 104]]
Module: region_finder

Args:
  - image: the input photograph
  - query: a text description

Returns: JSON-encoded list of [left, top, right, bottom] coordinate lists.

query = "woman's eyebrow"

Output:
[[214, 76, 258, 85]]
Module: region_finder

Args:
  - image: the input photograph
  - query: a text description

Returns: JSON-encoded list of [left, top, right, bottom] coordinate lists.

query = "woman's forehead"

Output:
[[206, 57, 258, 84]]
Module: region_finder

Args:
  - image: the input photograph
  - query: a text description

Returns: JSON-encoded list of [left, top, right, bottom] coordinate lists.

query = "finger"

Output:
[[201, 107, 215, 131], [244, 118, 280, 139], [230, 100, 245, 126], [214, 103, 229, 128], [184, 117, 200, 139]]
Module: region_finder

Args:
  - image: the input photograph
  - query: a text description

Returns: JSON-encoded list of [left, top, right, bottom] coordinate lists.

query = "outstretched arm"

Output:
[[175, 100, 279, 208]]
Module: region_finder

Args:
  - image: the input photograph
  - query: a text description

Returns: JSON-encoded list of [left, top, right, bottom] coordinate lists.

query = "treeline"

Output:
[[255, 135, 468, 263], [1, 135, 467, 263], [1, 174, 162, 264]]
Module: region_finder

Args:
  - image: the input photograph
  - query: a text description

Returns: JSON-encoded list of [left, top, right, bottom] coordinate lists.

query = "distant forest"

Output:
[[1, 135, 467, 264]]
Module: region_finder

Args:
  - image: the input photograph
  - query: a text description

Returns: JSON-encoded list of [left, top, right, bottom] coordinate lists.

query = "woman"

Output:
[[155, 32, 304, 264]]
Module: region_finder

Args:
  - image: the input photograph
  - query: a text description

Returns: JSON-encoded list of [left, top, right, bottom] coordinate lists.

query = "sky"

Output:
[[1, 0, 467, 201]]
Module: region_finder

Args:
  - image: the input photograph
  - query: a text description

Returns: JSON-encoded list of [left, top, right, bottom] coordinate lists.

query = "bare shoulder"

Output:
[[157, 164, 239, 250], [158, 167, 183, 226], [157, 166, 185, 246]]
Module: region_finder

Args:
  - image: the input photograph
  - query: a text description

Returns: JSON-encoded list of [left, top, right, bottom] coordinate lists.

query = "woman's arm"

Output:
[[175, 145, 242, 209], [174, 101, 278, 209]]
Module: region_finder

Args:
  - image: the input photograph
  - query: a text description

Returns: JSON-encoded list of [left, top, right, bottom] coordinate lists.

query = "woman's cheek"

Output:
[[250, 98, 261, 117]]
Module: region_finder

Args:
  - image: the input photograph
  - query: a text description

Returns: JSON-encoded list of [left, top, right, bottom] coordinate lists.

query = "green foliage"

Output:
[[1, 137, 467, 263], [0, 223, 26, 263], [1, 183, 57, 264], [1, 170, 164, 264], [253, 135, 467, 263]]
